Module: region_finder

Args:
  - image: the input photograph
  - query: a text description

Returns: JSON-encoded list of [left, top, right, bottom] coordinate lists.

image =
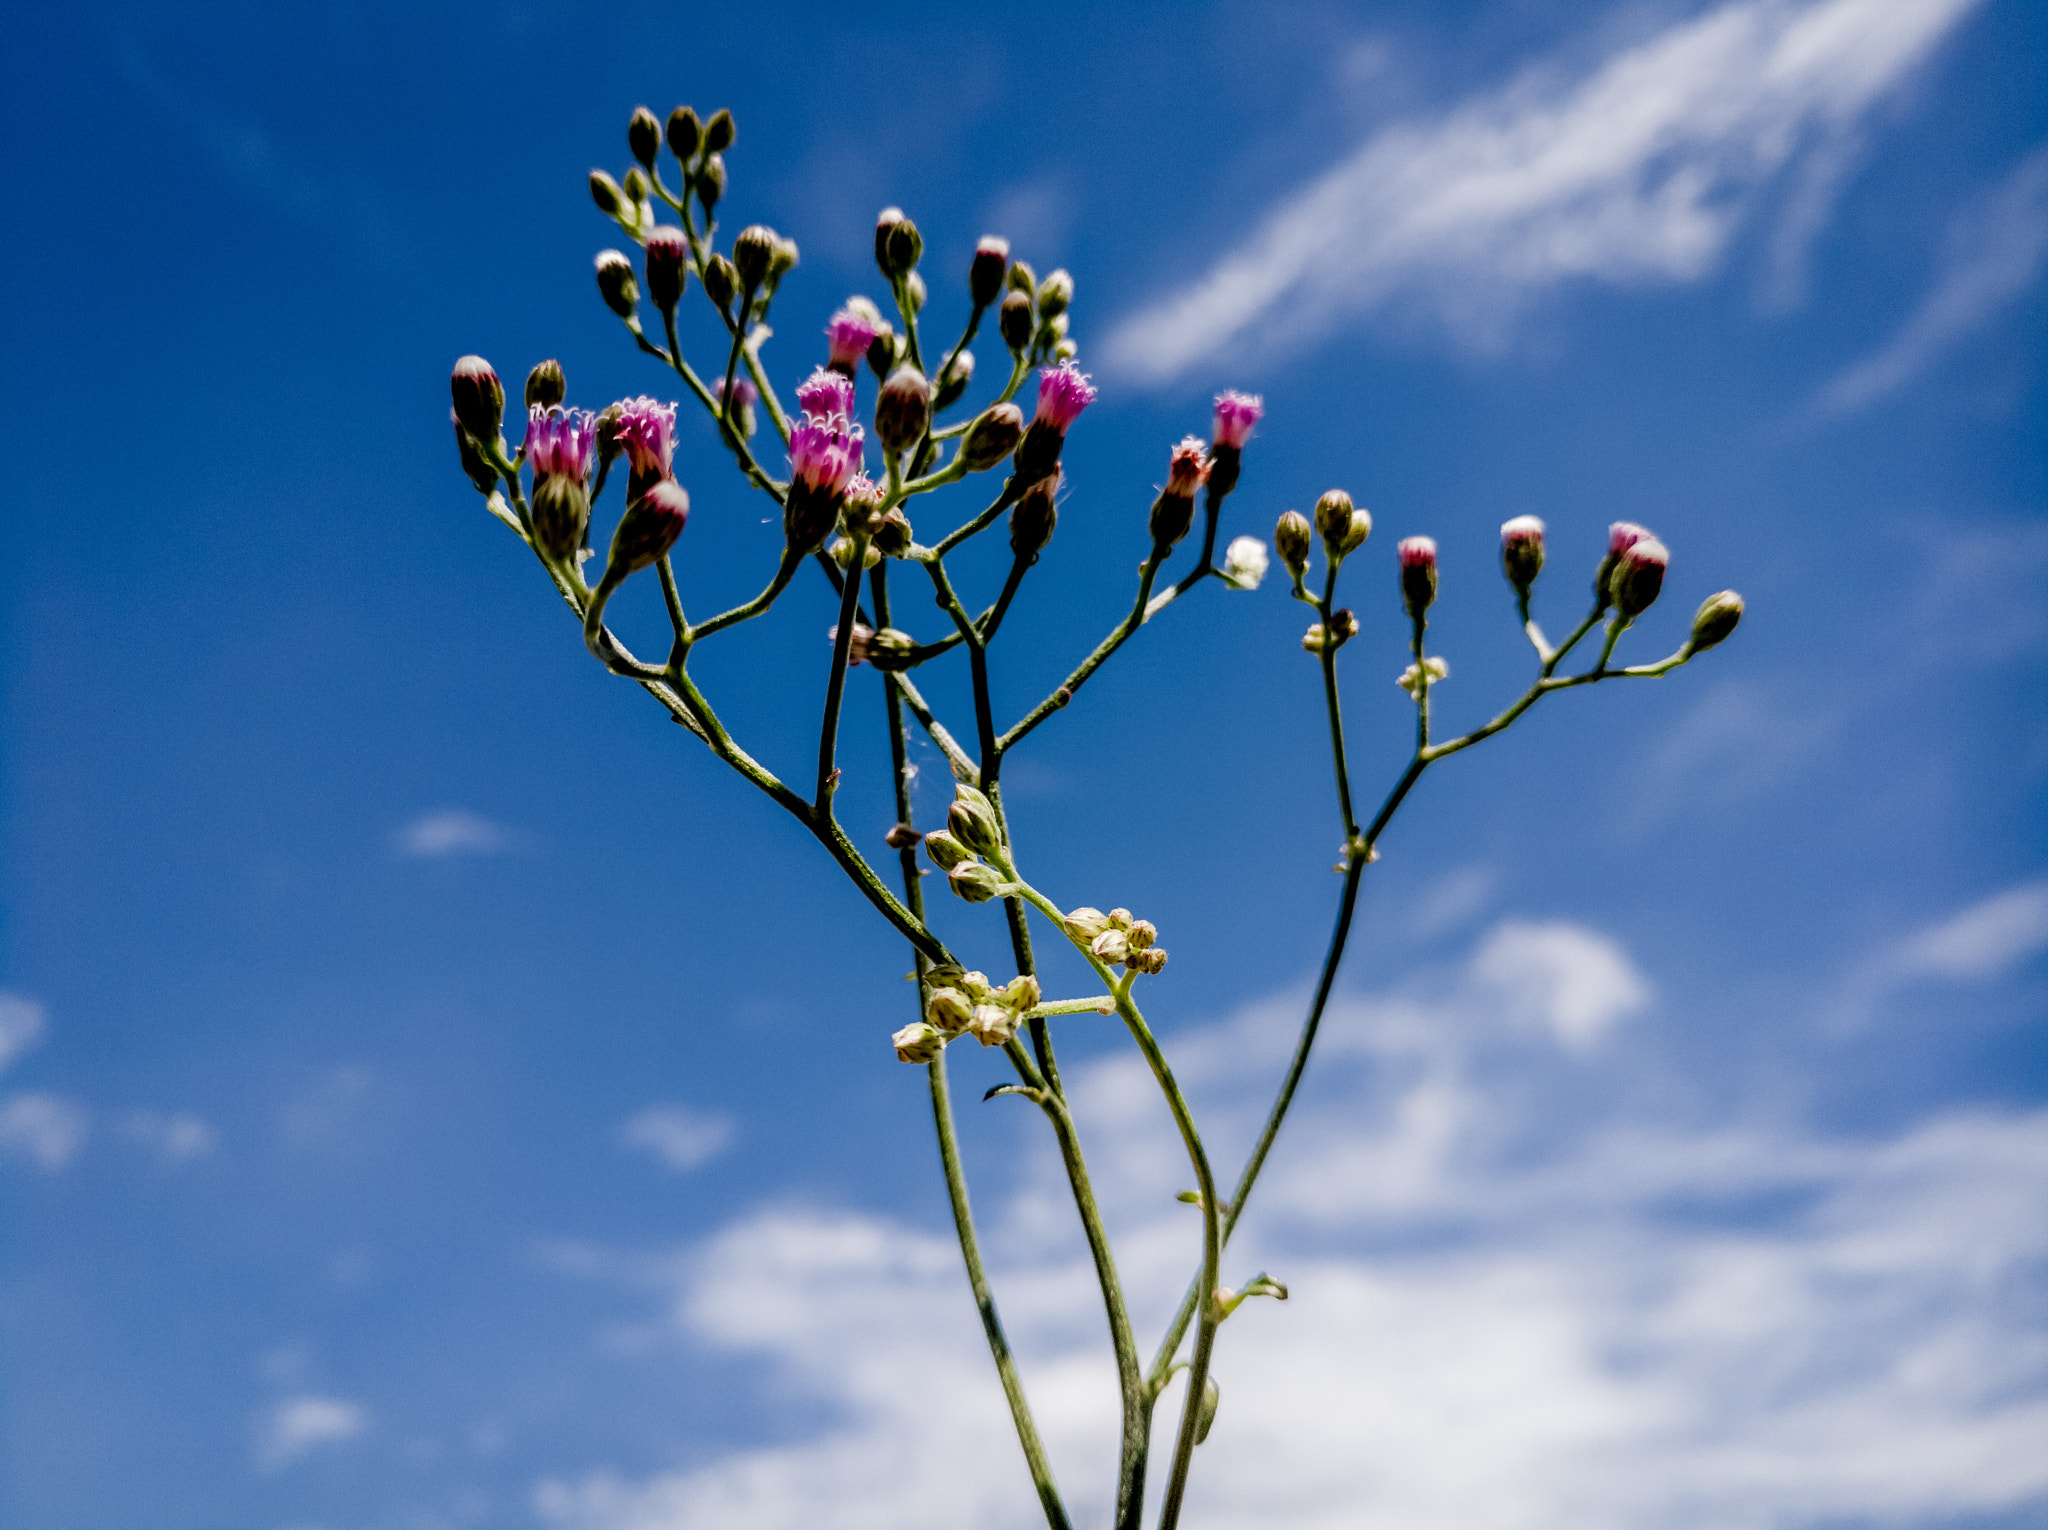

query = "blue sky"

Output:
[[2, 1, 2044, 1527]]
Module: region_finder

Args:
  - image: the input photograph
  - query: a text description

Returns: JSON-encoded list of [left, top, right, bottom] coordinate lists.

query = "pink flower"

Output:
[[1034, 363, 1096, 432], [843, 472, 885, 515], [826, 307, 881, 367], [796, 366, 855, 423], [613, 397, 678, 479], [1608, 521, 1653, 556], [789, 415, 865, 496], [1166, 436, 1210, 496], [1398, 535, 1438, 571], [524, 406, 596, 483], [717, 375, 759, 409], [1212, 391, 1263, 449]]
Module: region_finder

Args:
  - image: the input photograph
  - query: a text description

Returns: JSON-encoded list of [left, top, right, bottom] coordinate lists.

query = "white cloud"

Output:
[[1470, 919, 1651, 1048], [121, 1109, 218, 1163], [1891, 879, 2048, 981], [1104, 0, 1982, 383], [0, 1092, 90, 1170], [1816, 144, 2048, 414], [618, 1105, 736, 1173], [257, 1395, 369, 1469], [397, 808, 512, 858], [0, 993, 47, 1077], [536, 918, 2048, 1530]]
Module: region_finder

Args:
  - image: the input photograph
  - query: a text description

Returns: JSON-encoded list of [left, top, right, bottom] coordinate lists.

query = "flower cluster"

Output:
[[614, 396, 678, 484], [921, 783, 1011, 905], [894, 965, 1044, 1060], [1063, 906, 1168, 976]]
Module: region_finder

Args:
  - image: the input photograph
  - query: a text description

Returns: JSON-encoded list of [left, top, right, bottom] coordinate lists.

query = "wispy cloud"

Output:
[[618, 1105, 736, 1173], [1104, 0, 1981, 384], [397, 808, 513, 858], [121, 1109, 218, 1164], [1816, 144, 2048, 414], [256, 1395, 369, 1470], [0, 993, 47, 1077], [537, 917, 2048, 1530], [1835, 879, 2048, 1029], [0, 1092, 91, 1170]]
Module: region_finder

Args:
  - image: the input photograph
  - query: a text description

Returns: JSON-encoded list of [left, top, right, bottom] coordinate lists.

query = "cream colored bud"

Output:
[[926, 987, 974, 1035], [999, 974, 1042, 1012], [1092, 929, 1131, 965], [971, 1004, 1019, 1047], [923, 829, 974, 871], [892, 1021, 947, 1064], [1313, 489, 1354, 546], [960, 972, 993, 999], [1108, 908, 1133, 930], [1132, 947, 1169, 975], [1126, 920, 1157, 952], [949, 862, 1005, 903], [1337, 508, 1373, 557], [948, 784, 1004, 858], [1064, 907, 1111, 942]]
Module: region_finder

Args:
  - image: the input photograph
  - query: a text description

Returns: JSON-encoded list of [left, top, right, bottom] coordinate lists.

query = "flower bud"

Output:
[[666, 105, 701, 161], [1010, 469, 1061, 561], [1053, 337, 1079, 363], [696, 153, 726, 215], [1130, 947, 1168, 975], [934, 349, 975, 412], [830, 535, 880, 572], [531, 473, 592, 563], [589, 169, 625, 219], [1274, 511, 1312, 578], [525, 358, 566, 411], [1107, 909, 1132, 929], [926, 987, 975, 1034], [1688, 590, 1744, 652], [865, 327, 899, 382], [770, 236, 800, 280], [893, 1021, 947, 1064], [1594, 522, 1653, 611], [1314, 489, 1354, 549], [905, 271, 927, 314], [605, 478, 690, 577], [959, 971, 993, 1000], [1091, 929, 1131, 965], [924, 830, 974, 870], [450, 355, 505, 443], [1500, 515, 1545, 592], [1399, 537, 1438, 618], [732, 224, 779, 291], [960, 403, 1025, 472], [701, 254, 737, 314], [702, 108, 735, 154], [1064, 907, 1111, 942], [872, 508, 914, 558], [947, 784, 1004, 859], [595, 250, 639, 319], [453, 410, 496, 494], [948, 861, 1006, 904], [875, 367, 933, 456], [875, 207, 922, 276], [970, 235, 1009, 308], [1302, 609, 1361, 652], [1126, 919, 1157, 951], [621, 168, 650, 208], [970, 1005, 1018, 1047], [628, 106, 661, 169], [1336, 509, 1373, 558], [644, 226, 689, 314], [865, 628, 917, 671], [999, 974, 1042, 1012], [884, 823, 921, 850], [999, 290, 1035, 351], [1609, 536, 1668, 619], [1037, 268, 1074, 320], [1008, 259, 1038, 295]]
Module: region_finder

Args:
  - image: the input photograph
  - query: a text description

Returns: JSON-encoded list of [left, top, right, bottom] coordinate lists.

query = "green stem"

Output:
[[815, 535, 872, 811]]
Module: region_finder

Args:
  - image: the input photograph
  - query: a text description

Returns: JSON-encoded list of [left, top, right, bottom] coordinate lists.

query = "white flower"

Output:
[[1396, 656, 1450, 697], [1221, 535, 1270, 589]]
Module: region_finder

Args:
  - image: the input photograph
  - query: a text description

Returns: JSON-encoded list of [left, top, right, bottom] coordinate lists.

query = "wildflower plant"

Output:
[[447, 100, 1745, 1530]]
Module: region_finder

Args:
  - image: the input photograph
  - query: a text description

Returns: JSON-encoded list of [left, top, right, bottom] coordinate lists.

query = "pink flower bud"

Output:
[[612, 397, 678, 482], [1165, 436, 1211, 497], [1500, 515, 1545, 591], [1595, 521, 1657, 610], [643, 226, 689, 314], [450, 355, 504, 443], [524, 406, 597, 484], [1610, 536, 1669, 620], [970, 235, 1010, 309], [607, 478, 690, 576], [1399, 536, 1439, 618]]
